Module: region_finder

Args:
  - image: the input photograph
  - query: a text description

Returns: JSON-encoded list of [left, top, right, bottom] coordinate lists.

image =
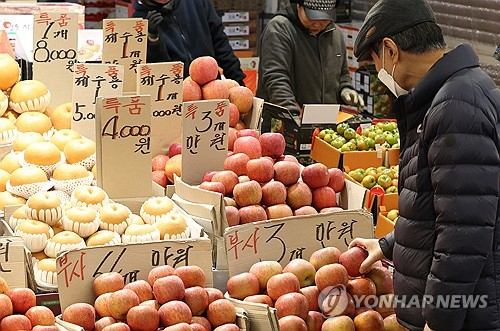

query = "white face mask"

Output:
[[377, 45, 409, 97]]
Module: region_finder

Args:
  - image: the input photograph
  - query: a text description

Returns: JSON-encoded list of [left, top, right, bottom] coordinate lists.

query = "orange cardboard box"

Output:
[[375, 206, 396, 238]]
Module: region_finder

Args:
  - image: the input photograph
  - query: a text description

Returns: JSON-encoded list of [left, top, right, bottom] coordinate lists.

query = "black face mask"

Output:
[[139, 0, 174, 13]]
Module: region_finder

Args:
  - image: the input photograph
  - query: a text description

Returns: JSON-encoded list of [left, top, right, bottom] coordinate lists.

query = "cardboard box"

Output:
[[375, 207, 396, 239], [385, 148, 400, 167], [227, 294, 280, 331]]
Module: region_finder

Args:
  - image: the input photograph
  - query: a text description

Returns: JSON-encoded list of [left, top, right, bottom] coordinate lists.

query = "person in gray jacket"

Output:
[[257, 0, 364, 132]]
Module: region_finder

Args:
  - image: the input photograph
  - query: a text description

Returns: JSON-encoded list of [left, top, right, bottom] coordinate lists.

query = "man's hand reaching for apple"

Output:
[[349, 238, 385, 274]]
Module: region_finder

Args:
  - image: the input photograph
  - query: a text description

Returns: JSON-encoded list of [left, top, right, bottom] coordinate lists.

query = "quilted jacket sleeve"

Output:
[[422, 98, 499, 330]]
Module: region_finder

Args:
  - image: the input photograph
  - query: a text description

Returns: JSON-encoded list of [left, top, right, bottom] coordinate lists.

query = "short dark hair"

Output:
[[374, 21, 446, 55]]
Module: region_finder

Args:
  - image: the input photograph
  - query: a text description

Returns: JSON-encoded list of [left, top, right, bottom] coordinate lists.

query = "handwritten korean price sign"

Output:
[[224, 210, 374, 276], [95, 95, 152, 199], [72, 63, 124, 141], [137, 62, 183, 156], [0, 237, 27, 289], [102, 18, 147, 93], [182, 99, 230, 185], [33, 12, 78, 107], [56, 239, 213, 310]]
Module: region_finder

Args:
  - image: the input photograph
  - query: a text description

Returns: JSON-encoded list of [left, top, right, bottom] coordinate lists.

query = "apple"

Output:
[[312, 186, 337, 211], [309, 247, 341, 270], [347, 278, 376, 299], [0, 293, 12, 320], [321, 315, 355, 330], [319, 286, 352, 318], [202, 79, 229, 100], [183, 286, 209, 315], [93, 273, 125, 297], [239, 205, 267, 224], [107, 289, 140, 321], [353, 306, 373, 318], [101, 322, 130, 330], [164, 323, 193, 331], [94, 317, 116, 331], [375, 294, 396, 318], [273, 161, 300, 187], [124, 280, 153, 303], [165, 154, 182, 183], [233, 136, 262, 159], [227, 272, 260, 300], [183, 77, 202, 102], [32, 326, 59, 331], [249, 261, 283, 290], [139, 300, 161, 311], [267, 272, 300, 301], [300, 286, 319, 311], [235, 129, 259, 139], [95, 292, 113, 318], [383, 314, 409, 331], [214, 324, 240, 331], [233, 180, 262, 207], [228, 128, 237, 151], [261, 181, 287, 206], [238, 175, 250, 183], [25, 306, 55, 327], [283, 259, 316, 288], [205, 288, 224, 304], [147, 265, 175, 286], [228, 86, 253, 114], [286, 182, 313, 210], [278, 315, 307, 331], [301, 164, 330, 189], [225, 206, 240, 227], [199, 181, 226, 195], [243, 294, 274, 307], [126, 305, 159, 331], [206, 299, 237, 327], [159, 300, 192, 326], [202, 171, 218, 182], [366, 267, 394, 295], [152, 170, 168, 187], [189, 56, 218, 85], [315, 264, 349, 292], [320, 207, 343, 213], [0, 275, 8, 293], [293, 206, 318, 216], [275, 292, 309, 319], [224, 153, 250, 176], [354, 310, 384, 331], [62, 302, 96, 331], [152, 154, 169, 172], [211, 170, 239, 196], [1, 314, 32, 331], [154, 275, 185, 304], [224, 197, 237, 207], [228, 103, 240, 127], [191, 316, 211, 331], [7, 287, 36, 314], [305, 311, 324, 331], [266, 204, 293, 219], [328, 168, 345, 192], [174, 266, 206, 288], [259, 133, 286, 158], [339, 247, 369, 277], [246, 157, 274, 183]]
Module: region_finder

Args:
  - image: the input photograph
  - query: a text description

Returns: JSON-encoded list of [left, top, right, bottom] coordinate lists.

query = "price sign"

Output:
[[0, 237, 27, 289], [182, 99, 230, 185], [56, 239, 213, 311], [72, 63, 124, 141], [33, 12, 78, 107], [95, 95, 152, 199], [224, 210, 374, 276], [102, 18, 147, 93], [137, 62, 183, 156]]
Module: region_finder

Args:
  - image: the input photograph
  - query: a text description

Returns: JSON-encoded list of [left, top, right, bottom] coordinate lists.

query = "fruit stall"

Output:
[[0, 10, 407, 331]]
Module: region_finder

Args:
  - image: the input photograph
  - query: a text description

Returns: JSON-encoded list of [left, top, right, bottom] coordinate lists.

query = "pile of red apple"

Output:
[[199, 130, 346, 226], [226, 246, 407, 331], [183, 56, 254, 131], [62, 265, 241, 331], [151, 142, 182, 188], [0, 275, 59, 331]]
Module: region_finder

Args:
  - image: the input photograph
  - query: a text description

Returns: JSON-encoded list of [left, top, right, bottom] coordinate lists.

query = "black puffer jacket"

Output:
[[380, 44, 500, 331]]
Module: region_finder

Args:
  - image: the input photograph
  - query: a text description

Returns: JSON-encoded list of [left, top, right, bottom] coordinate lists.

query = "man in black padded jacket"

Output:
[[132, 0, 246, 85], [350, 0, 500, 330]]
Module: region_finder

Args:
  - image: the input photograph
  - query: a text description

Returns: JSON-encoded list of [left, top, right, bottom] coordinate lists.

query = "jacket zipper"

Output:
[[171, 12, 193, 63], [317, 26, 336, 103]]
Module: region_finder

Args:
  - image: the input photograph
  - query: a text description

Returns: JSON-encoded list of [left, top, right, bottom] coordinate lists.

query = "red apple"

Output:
[[0, 276, 7, 294], [32, 326, 59, 331], [205, 288, 224, 304], [353, 306, 373, 318], [266, 272, 300, 301], [7, 288, 36, 314], [124, 280, 153, 303], [249, 260, 283, 290], [152, 154, 169, 171], [228, 128, 237, 151], [229, 103, 240, 127], [315, 264, 349, 292], [312, 186, 337, 211], [224, 153, 250, 176], [228, 86, 253, 114], [152, 170, 168, 187], [366, 267, 394, 296], [320, 286, 351, 318], [165, 154, 182, 183], [214, 324, 239, 331], [239, 205, 267, 224], [347, 278, 377, 300], [300, 286, 319, 311], [107, 288, 140, 321], [224, 197, 237, 207], [159, 300, 192, 326], [153, 275, 185, 304], [233, 136, 261, 159], [293, 206, 318, 216], [168, 143, 182, 158], [94, 317, 116, 331], [174, 266, 206, 288], [227, 272, 260, 300], [1, 314, 32, 331], [126, 305, 159, 331], [233, 180, 262, 207], [246, 157, 274, 183], [305, 311, 324, 331], [95, 292, 112, 318], [278, 315, 307, 331], [147, 265, 175, 286], [211, 170, 239, 196], [202, 171, 218, 182], [139, 300, 161, 311], [191, 316, 211, 331], [164, 323, 193, 331], [261, 181, 287, 206], [321, 315, 355, 331], [309, 247, 341, 270], [199, 181, 226, 195], [283, 259, 316, 288], [243, 294, 274, 307], [192, 324, 206, 331], [383, 314, 409, 331], [206, 299, 236, 328], [339, 247, 369, 277], [259, 133, 286, 158], [286, 182, 313, 210], [266, 204, 293, 220], [275, 292, 309, 319], [0, 293, 13, 320], [238, 175, 250, 183], [320, 207, 343, 213], [62, 302, 96, 331], [183, 286, 209, 315], [235, 129, 259, 139], [183, 77, 202, 102], [202, 80, 230, 100], [354, 310, 384, 331], [328, 168, 345, 192], [375, 294, 396, 319], [225, 206, 240, 227], [25, 306, 55, 327], [102, 322, 131, 330], [301, 164, 329, 189]]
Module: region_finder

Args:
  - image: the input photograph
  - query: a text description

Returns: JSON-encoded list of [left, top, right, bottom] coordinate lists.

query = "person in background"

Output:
[[349, 0, 500, 330], [132, 0, 246, 85], [257, 0, 364, 133]]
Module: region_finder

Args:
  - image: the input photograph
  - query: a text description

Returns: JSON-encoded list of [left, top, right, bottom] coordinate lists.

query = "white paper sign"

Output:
[[301, 104, 340, 125]]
